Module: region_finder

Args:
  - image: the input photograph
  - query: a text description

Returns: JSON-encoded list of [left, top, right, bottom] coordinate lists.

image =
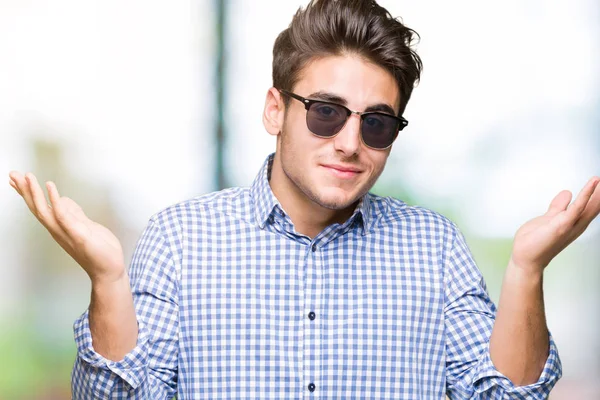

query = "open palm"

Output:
[[511, 177, 600, 272], [9, 172, 125, 283]]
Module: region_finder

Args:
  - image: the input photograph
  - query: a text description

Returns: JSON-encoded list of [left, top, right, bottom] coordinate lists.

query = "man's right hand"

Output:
[[8, 171, 126, 284]]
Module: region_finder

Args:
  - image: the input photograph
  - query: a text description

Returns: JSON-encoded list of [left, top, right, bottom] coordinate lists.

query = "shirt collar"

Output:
[[250, 153, 281, 229], [250, 153, 373, 234], [352, 193, 373, 236]]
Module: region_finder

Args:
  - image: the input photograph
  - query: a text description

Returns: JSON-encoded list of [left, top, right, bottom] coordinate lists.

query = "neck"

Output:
[[268, 153, 358, 239]]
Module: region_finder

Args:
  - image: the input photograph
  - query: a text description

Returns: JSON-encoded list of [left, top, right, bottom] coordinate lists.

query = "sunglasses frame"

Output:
[[278, 89, 408, 150]]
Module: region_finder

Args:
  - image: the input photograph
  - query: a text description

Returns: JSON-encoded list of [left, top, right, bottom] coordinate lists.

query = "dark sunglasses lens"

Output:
[[306, 102, 348, 137], [361, 114, 399, 149]]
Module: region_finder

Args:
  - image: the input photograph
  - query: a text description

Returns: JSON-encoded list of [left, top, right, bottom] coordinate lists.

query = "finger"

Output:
[[18, 173, 38, 215], [48, 184, 82, 235], [9, 171, 23, 188], [9, 179, 20, 193], [566, 177, 600, 221], [574, 176, 600, 230], [546, 190, 572, 217], [47, 181, 72, 230], [46, 181, 60, 208], [47, 182, 83, 227], [8, 173, 19, 192], [9, 172, 26, 197], [27, 173, 58, 228], [44, 182, 82, 246]]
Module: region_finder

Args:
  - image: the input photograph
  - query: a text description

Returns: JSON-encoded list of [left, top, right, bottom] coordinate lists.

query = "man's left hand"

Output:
[[510, 176, 600, 275]]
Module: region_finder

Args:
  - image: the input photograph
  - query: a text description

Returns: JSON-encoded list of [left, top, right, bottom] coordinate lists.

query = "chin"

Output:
[[311, 188, 361, 210]]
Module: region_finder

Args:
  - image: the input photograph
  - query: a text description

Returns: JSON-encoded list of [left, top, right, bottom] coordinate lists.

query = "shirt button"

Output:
[[308, 383, 316, 392], [308, 311, 316, 320], [311, 244, 317, 252]]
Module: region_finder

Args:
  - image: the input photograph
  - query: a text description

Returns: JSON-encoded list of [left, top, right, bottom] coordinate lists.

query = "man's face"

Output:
[[271, 54, 401, 211]]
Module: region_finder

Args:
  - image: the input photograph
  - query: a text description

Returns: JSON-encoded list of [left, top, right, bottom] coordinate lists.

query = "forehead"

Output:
[[292, 54, 400, 113]]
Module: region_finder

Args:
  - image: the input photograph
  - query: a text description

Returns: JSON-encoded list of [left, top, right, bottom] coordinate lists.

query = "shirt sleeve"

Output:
[[71, 218, 180, 399], [443, 224, 562, 399]]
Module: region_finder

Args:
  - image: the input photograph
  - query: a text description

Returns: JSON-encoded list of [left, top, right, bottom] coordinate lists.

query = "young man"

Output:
[[8, 0, 600, 398]]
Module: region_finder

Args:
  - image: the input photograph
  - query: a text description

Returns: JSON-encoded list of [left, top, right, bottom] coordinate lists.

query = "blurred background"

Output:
[[0, 0, 598, 398]]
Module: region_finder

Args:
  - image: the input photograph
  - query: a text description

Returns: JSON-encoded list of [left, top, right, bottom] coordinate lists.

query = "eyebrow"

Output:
[[307, 90, 397, 115]]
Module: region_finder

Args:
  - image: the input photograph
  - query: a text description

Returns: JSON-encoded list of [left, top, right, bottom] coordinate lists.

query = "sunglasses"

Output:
[[278, 89, 408, 150]]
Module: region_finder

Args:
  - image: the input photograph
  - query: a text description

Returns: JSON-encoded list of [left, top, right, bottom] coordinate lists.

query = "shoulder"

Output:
[[368, 193, 458, 235], [147, 186, 252, 235]]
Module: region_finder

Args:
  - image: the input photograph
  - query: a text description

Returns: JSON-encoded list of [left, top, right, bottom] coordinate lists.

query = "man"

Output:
[[8, 0, 600, 398]]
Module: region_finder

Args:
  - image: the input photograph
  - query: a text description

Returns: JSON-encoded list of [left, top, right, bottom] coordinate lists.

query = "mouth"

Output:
[[320, 164, 363, 179]]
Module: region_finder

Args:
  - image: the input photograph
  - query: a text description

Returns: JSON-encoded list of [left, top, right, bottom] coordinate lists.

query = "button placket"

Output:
[[303, 239, 323, 396]]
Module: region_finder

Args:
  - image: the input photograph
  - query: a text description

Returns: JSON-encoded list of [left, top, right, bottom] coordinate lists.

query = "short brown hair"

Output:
[[272, 0, 423, 116]]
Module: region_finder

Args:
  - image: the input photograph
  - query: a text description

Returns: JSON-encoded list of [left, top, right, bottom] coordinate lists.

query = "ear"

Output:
[[262, 87, 286, 137]]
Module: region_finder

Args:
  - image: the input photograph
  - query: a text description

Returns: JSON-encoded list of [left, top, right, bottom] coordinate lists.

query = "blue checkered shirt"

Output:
[[72, 153, 561, 399]]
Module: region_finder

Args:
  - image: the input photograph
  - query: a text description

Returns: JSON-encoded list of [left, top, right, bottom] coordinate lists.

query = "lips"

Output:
[[321, 163, 363, 179], [321, 164, 362, 173]]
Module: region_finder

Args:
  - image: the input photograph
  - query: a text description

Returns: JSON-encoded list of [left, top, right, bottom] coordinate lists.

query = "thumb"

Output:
[[546, 190, 572, 216]]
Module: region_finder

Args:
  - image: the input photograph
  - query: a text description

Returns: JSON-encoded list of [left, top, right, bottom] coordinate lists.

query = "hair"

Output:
[[272, 0, 422, 116]]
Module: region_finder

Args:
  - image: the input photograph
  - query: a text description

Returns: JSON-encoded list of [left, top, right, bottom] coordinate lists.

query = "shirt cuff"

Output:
[[73, 309, 150, 390], [473, 332, 562, 397]]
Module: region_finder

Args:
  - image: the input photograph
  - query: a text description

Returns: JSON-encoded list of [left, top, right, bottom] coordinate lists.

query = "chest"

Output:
[[176, 231, 446, 398]]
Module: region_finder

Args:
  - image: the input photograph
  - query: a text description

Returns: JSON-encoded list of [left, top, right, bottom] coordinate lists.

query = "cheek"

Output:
[[367, 149, 390, 172], [375, 155, 388, 171], [365, 152, 389, 177], [281, 118, 323, 158]]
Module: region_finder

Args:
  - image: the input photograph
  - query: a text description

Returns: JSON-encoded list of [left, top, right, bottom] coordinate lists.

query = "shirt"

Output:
[[72, 153, 562, 399]]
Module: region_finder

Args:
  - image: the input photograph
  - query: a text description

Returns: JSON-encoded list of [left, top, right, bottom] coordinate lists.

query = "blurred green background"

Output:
[[1, 0, 598, 399]]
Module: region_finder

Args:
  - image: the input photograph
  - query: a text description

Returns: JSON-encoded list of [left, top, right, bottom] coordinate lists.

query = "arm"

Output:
[[443, 227, 561, 399], [445, 176, 599, 398], [72, 219, 179, 399], [8, 172, 178, 399], [490, 177, 600, 384], [89, 276, 138, 361], [8, 172, 138, 359], [489, 261, 548, 386]]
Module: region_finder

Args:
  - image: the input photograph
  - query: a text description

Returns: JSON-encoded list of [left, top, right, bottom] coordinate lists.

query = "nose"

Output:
[[332, 113, 361, 156]]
